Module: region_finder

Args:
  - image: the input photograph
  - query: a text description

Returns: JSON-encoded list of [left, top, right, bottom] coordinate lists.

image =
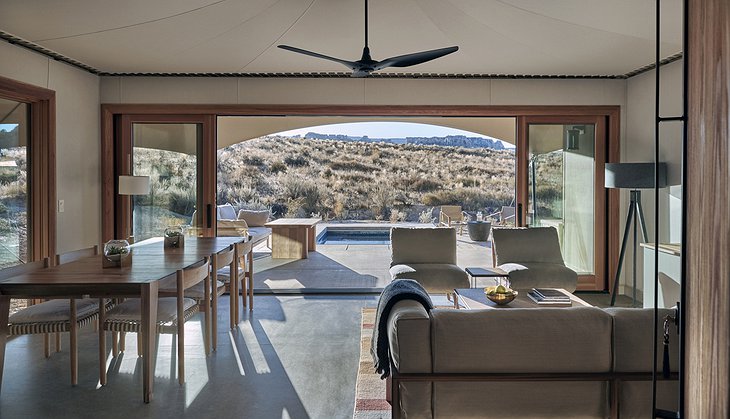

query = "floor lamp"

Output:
[[118, 175, 151, 241], [606, 163, 666, 307]]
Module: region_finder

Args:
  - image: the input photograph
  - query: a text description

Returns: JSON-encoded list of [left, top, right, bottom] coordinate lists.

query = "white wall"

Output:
[[100, 76, 626, 108], [624, 59, 684, 298], [0, 41, 101, 253]]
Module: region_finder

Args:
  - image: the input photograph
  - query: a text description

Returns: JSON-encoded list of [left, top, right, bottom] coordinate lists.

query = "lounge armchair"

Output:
[[389, 227, 469, 293], [438, 205, 468, 235], [491, 226, 578, 292]]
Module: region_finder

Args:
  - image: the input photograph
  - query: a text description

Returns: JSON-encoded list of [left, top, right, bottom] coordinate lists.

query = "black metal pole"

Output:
[[610, 199, 636, 306]]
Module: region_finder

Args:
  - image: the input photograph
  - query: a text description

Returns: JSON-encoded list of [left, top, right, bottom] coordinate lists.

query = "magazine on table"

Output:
[[528, 288, 572, 305]]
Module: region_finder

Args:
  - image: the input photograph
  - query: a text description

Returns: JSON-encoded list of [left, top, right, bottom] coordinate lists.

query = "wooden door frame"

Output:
[[518, 115, 618, 291], [111, 114, 216, 241], [0, 75, 56, 264], [101, 104, 619, 291]]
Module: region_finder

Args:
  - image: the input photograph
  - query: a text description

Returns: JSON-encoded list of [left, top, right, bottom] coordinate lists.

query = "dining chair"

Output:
[[101, 258, 209, 385], [215, 239, 254, 320], [5, 246, 104, 385]]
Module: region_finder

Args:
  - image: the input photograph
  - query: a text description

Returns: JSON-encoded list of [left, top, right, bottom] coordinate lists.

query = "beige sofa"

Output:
[[492, 226, 578, 292], [387, 301, 679, 418], [390, 227, 469, 293]]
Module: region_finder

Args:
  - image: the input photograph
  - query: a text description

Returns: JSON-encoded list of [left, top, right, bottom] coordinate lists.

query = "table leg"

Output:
[[247, 250, 254, 310], [0, 296, 10, 394], [98, 298, 107, 386], [308, 225, 317, 252], [141, 282, 159, 403]]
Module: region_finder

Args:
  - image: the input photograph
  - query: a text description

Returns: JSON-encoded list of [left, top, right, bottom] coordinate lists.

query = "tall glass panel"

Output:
[[0, 99, 29, 269], [527, 124, 595, 275], [132, 123, 200, 242]]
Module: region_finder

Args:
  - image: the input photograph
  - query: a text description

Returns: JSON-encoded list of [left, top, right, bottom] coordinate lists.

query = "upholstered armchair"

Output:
[[491, 227, 578, 292]]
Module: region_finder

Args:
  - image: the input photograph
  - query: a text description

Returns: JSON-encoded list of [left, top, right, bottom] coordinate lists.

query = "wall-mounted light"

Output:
[[566, 126, 585, 151]]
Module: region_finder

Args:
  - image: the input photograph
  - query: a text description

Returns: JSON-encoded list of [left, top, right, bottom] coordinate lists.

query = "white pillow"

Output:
[[237, 209, 270, 227], [217, 203, 237, 220]]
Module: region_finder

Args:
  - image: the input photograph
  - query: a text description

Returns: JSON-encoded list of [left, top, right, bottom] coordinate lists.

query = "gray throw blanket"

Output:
[[371, 279, 433, 378]]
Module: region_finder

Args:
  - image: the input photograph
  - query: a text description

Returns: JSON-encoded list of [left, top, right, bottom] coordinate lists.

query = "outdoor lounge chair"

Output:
[[438, 205, 469, 235]]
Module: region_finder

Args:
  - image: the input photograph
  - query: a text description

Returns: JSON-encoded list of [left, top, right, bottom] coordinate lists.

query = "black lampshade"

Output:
[[605, 162, 667, 189]]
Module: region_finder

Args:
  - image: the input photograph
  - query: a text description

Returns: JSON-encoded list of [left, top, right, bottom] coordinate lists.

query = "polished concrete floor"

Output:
[[0, 295, 378, 419]]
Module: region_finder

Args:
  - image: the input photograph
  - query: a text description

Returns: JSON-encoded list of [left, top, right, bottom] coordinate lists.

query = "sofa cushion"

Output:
[[498, 262, 578, 292], [390, 227, 457, 265], [390, 263, 469, 293], [217, 203, 237, 220], [430, 307, 612, 373], [492, 227, 565, 264], [216, 219, 249, 237], [238, 209, 269, 227], [247, 226, 272, 246]]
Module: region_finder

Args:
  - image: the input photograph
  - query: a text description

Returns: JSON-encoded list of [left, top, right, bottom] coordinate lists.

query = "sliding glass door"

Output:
[[116, 115, 216, 240], [518, 116, 610, 290], [0, 99, 29, 268]]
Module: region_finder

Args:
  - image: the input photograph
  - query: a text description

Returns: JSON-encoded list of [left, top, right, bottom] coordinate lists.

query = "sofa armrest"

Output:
[[387, 300, 432, 374]]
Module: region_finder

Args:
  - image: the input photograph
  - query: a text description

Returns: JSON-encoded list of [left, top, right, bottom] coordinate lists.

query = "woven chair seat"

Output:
[[105, 297, 197, 328], [8, 298, 104, 335], [215, 267, 245, 283]]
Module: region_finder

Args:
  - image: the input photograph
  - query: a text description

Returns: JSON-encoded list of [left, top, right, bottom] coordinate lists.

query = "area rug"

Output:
[[353, 307, 391, 419]]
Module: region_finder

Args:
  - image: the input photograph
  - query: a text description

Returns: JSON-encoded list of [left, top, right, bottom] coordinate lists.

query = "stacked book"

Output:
[[527, 288, 572, 306]]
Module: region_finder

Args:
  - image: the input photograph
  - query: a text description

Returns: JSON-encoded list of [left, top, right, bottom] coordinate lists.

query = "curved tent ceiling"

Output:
[[0, 0, 682, 76]]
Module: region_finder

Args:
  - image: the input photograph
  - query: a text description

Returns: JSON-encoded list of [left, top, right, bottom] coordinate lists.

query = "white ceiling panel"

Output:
[[0, 0, 683, 76]]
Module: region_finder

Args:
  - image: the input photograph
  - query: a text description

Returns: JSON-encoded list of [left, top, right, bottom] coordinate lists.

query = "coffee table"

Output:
[[453, 287, 591, 309], [465, 266, 510, 288], [265, 217, 321, 259]]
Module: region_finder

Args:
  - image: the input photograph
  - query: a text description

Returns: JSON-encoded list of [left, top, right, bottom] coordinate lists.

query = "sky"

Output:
[[276, 122, 514, 148], [0, 124, 16, 132]]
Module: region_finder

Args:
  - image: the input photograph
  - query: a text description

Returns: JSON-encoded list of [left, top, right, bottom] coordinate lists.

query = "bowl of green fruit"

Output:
[[484, 285, 518, 305]]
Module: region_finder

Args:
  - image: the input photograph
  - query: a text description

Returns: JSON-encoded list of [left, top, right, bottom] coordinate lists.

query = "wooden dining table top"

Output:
[[0, 236, 245, 293]]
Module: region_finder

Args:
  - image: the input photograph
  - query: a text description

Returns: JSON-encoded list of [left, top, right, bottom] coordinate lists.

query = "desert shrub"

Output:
[[280, 174, 324, 215], [418, 208, 435, 224], [284, 155, 309, 167], [370, 183, 395, 219], [270, 202, 288, 217], [462, 178, 480, 187], [329, 160, 377, 172], [269, 161, 287, 174], [0, 172, 18, 184], [412, 178, 440, 192], [389, 209, 407, 223]]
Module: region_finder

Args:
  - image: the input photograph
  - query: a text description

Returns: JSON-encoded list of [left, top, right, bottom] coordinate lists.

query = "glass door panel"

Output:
[[528, 124, 596, 275], [0, 99, 29, 269], [131, 123, 202, 242]]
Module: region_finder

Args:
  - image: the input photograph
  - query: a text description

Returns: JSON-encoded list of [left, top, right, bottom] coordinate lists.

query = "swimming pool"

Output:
[[316, 227, 391, 245]]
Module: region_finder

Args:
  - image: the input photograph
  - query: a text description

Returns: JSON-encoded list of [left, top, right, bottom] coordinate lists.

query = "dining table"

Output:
[[0, 236, 245, 403]]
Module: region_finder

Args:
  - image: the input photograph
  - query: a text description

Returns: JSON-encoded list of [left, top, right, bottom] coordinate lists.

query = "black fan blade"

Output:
[[277, 45, 359, 71], [374, 46, 459, 71]]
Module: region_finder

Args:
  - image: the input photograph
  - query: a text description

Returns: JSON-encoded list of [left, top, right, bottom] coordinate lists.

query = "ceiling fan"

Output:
[[277, 0, 458, 77]]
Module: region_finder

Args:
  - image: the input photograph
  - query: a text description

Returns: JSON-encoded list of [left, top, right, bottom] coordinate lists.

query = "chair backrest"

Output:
[[56, 245, 99, 265], [390, 227, 457, 265], [0, 258, 50, 280], [213, 244, 235, 271], [177, 258, 209, 292], [492, 227, 565, 265], [500, 206, 516, 224], [440, 205, 464, 222]]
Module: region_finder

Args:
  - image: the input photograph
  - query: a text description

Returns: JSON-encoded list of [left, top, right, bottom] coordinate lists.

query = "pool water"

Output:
[[316, 228, 391, 245]]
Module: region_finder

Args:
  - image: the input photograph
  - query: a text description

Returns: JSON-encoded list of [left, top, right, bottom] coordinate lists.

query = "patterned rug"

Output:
[[353, 308, 391, 419]]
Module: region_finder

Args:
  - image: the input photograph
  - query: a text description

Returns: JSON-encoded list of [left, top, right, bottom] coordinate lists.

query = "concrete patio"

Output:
[[251, 223, 495, 292]]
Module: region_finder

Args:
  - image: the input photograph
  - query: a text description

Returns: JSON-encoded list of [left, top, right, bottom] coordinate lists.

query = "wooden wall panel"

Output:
[[686, 0, 730, 416]]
